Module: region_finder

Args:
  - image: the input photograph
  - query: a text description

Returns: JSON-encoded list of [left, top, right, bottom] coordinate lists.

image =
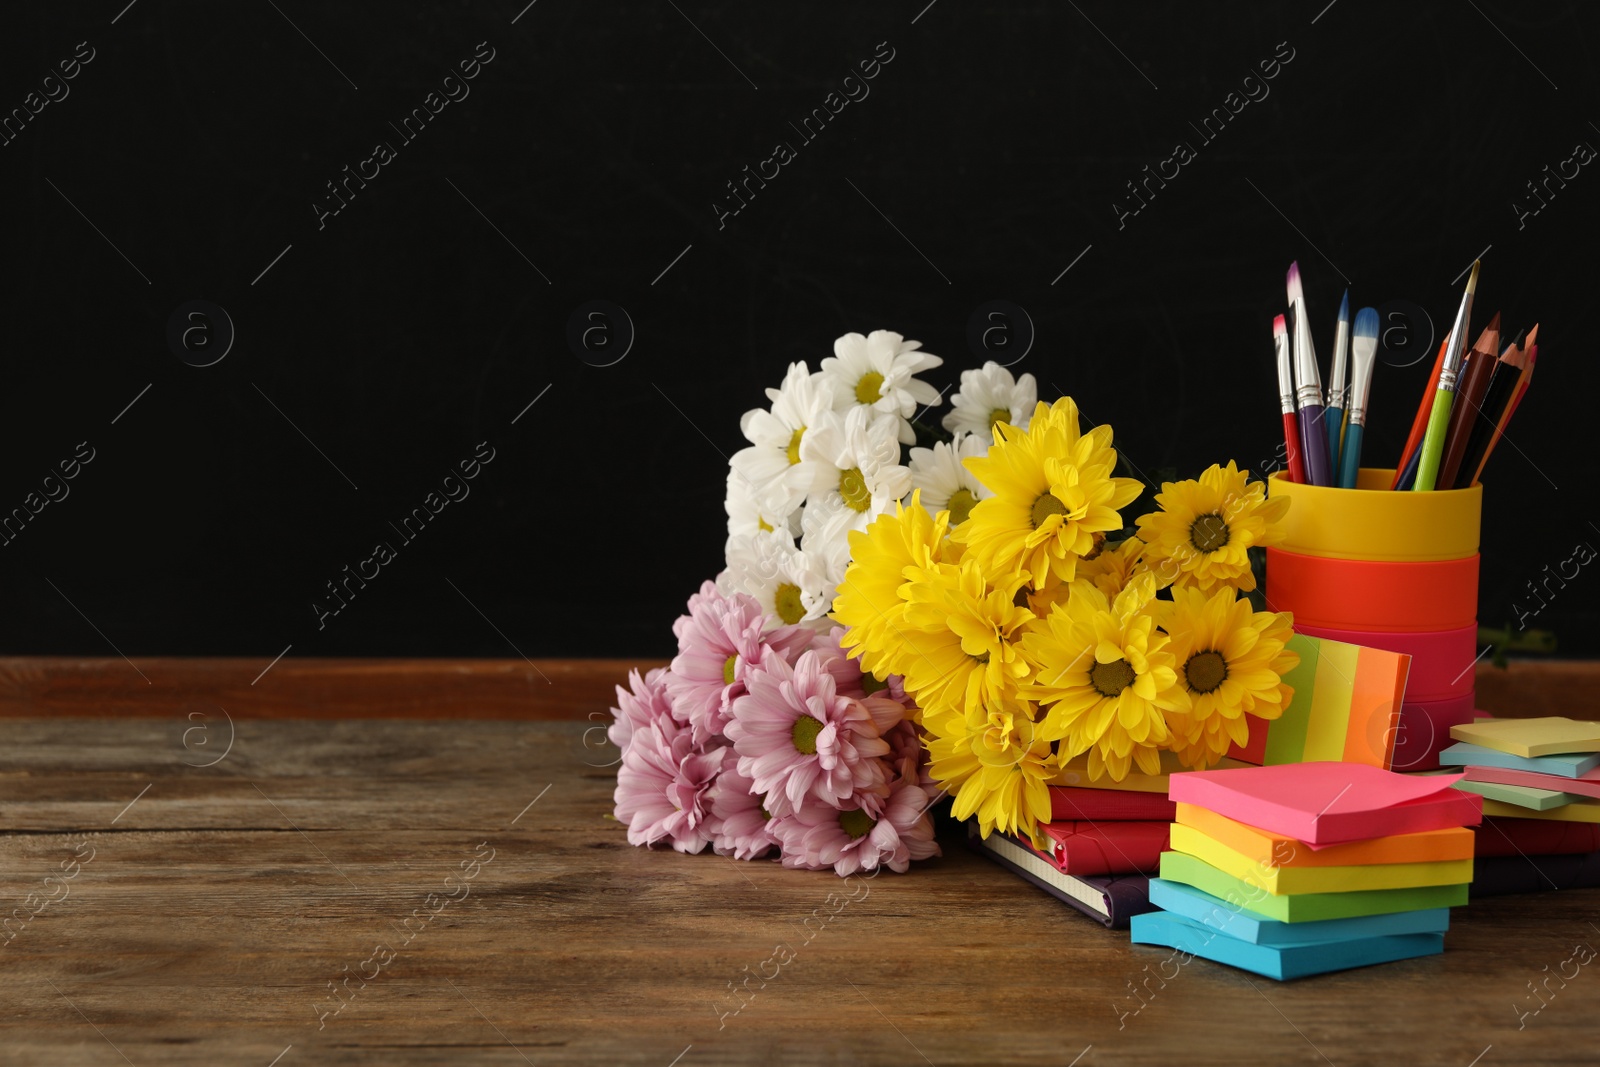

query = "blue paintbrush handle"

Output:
[[1326, 404, 1344, 483], [1339, 423, 1364, 489]]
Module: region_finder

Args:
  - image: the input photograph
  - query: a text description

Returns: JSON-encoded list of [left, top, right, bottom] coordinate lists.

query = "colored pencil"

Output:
[[1413, 260, 1480, 491], [1470, 326, 1538, 485], [1452, 329, 1525, 489], [1273, 314, 1306, 483], [1392, 336, 1450, 488], [1340, 307, 1380, 488], [1327, 290, 1351, 473], [1395, 438, 1423, 491], [1436, 313, 1500, 490], [1287, 262, 1334, 486]]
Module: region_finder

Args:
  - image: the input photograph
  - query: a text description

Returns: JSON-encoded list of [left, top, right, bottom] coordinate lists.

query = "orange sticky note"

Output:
[[1175, 803, 1477, 867]]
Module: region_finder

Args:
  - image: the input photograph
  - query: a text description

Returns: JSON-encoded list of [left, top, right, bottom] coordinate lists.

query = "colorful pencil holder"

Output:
[[1266, 468, 1483, 769], [1267, 468, 1482, 561]]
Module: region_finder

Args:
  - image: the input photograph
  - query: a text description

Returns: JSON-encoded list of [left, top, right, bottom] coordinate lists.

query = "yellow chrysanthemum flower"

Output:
[[1020, 572, 1191, 781], [1134, 461, 1289, 594], [898, 558, 1035, 720], [1076, 536, 1148, 600], [926, 697, 1056, 848], [831, 494, 953, 681], [1159, 586, 1300, 769], [954, 398, 1144, 589]]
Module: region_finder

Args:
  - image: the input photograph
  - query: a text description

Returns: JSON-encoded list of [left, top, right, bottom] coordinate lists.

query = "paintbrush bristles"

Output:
[[1465, 259, 1481, 295], [1286, 261, 1303, 305]]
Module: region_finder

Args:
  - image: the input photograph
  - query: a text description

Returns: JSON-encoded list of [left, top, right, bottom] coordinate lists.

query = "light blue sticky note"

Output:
[[1131, 910, 1445, 980], [1147, 879, 1451, 945]]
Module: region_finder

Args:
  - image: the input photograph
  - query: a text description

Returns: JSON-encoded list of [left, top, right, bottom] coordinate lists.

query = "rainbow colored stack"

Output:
[[1265, 468, 1483, 771], [1132, 762, 1482, 980]]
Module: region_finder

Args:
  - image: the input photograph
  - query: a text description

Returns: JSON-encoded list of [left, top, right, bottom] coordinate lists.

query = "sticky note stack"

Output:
[[1439, 717, 1600, 895], [1132, 762, 1482, 980]]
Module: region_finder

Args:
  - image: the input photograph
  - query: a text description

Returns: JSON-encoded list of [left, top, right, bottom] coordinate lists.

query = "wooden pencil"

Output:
[[1437, 313, 1500, 490], [1452, 329, 1524, 489]]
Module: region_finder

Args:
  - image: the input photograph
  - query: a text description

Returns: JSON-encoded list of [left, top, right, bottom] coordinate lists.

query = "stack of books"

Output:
[[967, 781, 1177, 928], [1131, 762, 1482, 979], [1439, 717, 1600, 895]]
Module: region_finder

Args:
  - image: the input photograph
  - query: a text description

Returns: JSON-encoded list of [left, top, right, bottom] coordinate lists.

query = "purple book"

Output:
[[1469, 851, 1600, 898], [966, 824, 1157, 929]]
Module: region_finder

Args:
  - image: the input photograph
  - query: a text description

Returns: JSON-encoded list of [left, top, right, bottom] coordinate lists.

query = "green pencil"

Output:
[[1414, 260, 1480, 491]]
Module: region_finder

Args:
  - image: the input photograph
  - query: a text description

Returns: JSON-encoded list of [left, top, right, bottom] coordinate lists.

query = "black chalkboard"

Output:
[[2, 2, 1594, 660]]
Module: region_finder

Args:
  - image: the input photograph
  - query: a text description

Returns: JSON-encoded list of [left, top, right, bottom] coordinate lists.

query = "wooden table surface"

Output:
[[5, 714, 1600, 1066]]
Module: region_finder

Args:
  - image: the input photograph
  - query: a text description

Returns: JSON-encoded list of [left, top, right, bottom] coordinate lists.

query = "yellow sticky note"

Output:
[[1167, 824, 1474, 895], [1450, 717, 1600, 758]]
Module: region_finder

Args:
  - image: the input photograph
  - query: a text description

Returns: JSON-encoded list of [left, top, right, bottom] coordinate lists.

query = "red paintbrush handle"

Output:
[[1282, 411, 1306, 483]]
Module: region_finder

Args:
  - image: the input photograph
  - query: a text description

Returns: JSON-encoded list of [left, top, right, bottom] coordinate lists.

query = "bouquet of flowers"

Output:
[[610, 329, 1304, 872]]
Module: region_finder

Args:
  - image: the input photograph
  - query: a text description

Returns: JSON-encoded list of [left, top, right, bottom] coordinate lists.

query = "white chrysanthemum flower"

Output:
[[819, 330, 943, 445], [796, 488, 889, 590], [725, 467, 800, 542], [719, 529, 836, 630], [798, 405, 912, 512], [941, 360, 1038, 444], [907, 431, 992, 526], [730, 361, 842, 519]]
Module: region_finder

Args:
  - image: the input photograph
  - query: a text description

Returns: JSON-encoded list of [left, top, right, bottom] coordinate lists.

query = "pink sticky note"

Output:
[[1168, 762, 1483, 845], [1466, 765, 1600, 800]]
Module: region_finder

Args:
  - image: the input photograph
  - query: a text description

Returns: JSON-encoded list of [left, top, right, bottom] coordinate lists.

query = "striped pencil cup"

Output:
[[1265, 468, 1484, 770]]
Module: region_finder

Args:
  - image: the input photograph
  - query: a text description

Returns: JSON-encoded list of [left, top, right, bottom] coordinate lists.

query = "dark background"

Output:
[[2, 1, 1595, 663]]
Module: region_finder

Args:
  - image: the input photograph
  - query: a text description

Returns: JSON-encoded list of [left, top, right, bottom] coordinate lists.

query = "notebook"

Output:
[[1449, 717, 1600, 758], [1174, 804, 1476, 867], [1131, 910, 1445, 981], [1437, 742, 1600, 779], [1168, 762, 1482, 846], [1470, 850, 1600, 898], [967, 826, 1156, 928], [1038, 820, 1170, 876], [1158, 851, 1470, 922], [1473, 816, 1600, 857], [1148, 878, 1450, 945], [1049, 785, 1177, 822], [1167, 824, 1474, 895]]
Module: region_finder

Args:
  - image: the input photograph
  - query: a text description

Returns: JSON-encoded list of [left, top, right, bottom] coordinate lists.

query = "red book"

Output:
[[1038, 821, 1171, 876], [1049, 785, 1177, 822], [1474, 817, 1600, 858]]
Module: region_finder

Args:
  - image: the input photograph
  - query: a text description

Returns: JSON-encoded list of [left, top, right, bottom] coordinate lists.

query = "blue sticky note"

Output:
[[1438, 742, 1600, 779], [1131, 910, 1445, 980], [1148, 879, 1451, 945]]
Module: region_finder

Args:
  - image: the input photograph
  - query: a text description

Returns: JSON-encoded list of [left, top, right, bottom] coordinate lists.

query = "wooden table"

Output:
[[4, 710, 1600, 1064]]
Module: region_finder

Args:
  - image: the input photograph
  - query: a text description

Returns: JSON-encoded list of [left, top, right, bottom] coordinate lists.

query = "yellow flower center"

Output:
[[947, 488, 978, 525], [1185, 650, 1229, 694], [722, 654, 738, 686], [855, 372, 886, 404], [839, 467, 871, 512], [861, 673, 888, 695], [1090, 658, 1135, 699], [757, 517, 774, 532], [988, 407, 1012, 430], [1189, 512, 1231, 553], [786, 427, 805, 465], [839, 808, 878, 839], [1031, 492, 1068, 529], [792, 713, 826, 754], [773, 582, 807, 625]]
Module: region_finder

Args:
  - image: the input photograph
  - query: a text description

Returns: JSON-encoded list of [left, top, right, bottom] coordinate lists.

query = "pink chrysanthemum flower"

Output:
[[614, 716, 723, 853], [608, 667, 680, 753], [707, 751, 778, 861], [666, 585, 811, 746], [727, 651, 903, 818], [773, 775, 942, 875]]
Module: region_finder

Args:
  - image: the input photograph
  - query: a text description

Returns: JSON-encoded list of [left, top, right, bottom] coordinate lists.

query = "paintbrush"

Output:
[[1327, 290, 1351, 475], [1274, 313, 1306, 483], [1339, 307, 1380, 488], [1287, 262, 1333, 485]]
